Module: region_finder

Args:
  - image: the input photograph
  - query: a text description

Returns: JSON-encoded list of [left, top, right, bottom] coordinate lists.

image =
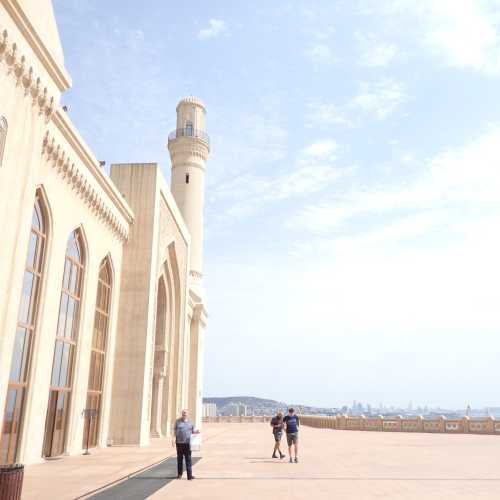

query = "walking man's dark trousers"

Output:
[[176, 443, 193, 479]]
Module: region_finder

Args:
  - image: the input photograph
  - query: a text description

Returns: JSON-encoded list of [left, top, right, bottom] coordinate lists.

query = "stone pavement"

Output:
[[22, 435, 176, 500], [22, 423, 500, 499], [152, 423, 500, 500]]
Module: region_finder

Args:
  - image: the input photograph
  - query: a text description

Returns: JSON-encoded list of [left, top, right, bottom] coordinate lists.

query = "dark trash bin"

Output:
[[0, 463, 24, 500]]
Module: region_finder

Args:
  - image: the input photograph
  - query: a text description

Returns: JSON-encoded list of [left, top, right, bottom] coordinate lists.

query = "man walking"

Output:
[[283, 407, 300, 463], [172, 409, 196, 480], [270, 411, 285, 459]]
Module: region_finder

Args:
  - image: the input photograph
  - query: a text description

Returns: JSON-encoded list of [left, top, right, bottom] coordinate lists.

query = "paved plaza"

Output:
[[23, 423, 500, 499]]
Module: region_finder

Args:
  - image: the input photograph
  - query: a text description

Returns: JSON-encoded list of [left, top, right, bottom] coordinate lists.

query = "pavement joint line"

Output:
[[74, 452, 175, 500], [72, 429, 226, 500], [175, 477, 500, 481]]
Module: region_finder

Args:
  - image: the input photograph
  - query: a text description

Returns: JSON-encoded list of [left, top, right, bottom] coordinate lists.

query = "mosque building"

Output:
[[0, 0, 208, 465]]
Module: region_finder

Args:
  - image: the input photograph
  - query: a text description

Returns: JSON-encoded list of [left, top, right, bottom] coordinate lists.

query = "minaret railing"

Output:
[[168, 128, 210, 146]]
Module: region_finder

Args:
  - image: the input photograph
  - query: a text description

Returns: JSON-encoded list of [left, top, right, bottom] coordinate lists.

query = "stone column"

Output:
[[188, 302, 207, 430]]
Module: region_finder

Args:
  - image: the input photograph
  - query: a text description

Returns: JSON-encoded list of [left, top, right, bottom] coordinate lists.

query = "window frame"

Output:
[[0, 193, 48, 464], [0, 116, 7, 167]]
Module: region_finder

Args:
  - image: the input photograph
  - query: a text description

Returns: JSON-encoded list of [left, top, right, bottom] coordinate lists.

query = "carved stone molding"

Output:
[[189, 270, 203, 279], [0, 28, 55, 120], [168, 140, 210, 162], [42, 132, 129, 242]]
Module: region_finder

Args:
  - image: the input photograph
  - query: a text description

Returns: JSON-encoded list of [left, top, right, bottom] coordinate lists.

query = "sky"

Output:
[[52, 0, 500, 410]]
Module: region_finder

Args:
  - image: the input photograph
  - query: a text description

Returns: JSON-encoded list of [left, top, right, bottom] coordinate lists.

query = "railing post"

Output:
[[360, 415, 366, 431], [438, 416, 446, 433], [338, 414, 347, 430], [416, 415, 424, 432], [486, 416, 495, 434], [396, 415, 402, 432], [462, 416, 469, 433]]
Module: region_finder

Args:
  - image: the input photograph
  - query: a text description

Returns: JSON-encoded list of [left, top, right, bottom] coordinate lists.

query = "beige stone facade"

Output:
[[0, 0, 208, 465]]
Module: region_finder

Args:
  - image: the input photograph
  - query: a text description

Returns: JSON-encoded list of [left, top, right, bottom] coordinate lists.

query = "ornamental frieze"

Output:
[[0, 28, 55, 120], [42, 132, 129, 242]]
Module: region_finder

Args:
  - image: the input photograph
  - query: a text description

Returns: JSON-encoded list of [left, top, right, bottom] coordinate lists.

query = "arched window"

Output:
[[83, 259, 112, 449], [150, 276, 169, 437], [185, 120, 193, 136], [0, 116, 7, 167], [0, 193, 48, 464], [43, 230, 85, 458]]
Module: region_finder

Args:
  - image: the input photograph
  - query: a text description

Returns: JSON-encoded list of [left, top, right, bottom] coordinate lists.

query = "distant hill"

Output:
[[203, 396, 285, 407], [203, 396, 337, 416]]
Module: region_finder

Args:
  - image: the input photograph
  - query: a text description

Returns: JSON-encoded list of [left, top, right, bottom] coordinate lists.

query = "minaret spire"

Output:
[[167, 96, 209, 290]]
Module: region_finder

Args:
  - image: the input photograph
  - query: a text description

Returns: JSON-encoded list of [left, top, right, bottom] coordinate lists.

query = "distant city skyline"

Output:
[[203, 395, 500, 419], [54, 0, 500, 408]]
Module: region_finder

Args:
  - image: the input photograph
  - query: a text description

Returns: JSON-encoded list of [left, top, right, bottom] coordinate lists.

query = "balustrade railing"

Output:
[[202, 414, 500, 436], [168, 127, 210, 146]]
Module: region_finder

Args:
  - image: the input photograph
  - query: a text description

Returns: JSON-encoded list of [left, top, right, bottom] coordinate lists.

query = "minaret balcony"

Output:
[[168, 127, 210, 147]]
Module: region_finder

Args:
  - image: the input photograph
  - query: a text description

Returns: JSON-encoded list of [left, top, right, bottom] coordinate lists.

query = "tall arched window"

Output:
[[185, 120, 193, 136], [83, 259, 112, 449], [43, 230, 85, 458], [0, 193, 48, 464], [150, 277, 167, 436], [0, 116, 7, 167]]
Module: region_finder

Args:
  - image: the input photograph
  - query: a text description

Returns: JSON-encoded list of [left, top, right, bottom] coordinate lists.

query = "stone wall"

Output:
[[203, 415, 500, 436], [203, 416, 270, 423], [299, 414, 500, 435]]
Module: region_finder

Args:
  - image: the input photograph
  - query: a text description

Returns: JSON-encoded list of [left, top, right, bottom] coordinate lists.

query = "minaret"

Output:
[[168, 96, 210, 290]]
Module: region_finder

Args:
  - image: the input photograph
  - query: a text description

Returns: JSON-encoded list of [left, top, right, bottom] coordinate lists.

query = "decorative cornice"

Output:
[[189, 270, 203, 279], [1, 0, 71, 91], [0, 28, 55, 120], [168, 138, 210, 162], [42, 132, 129, 242], [53, 110, 134, 227]]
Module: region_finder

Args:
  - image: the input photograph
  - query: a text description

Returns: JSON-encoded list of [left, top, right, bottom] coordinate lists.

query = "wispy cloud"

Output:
[[351, 78, 407, 119], [198, 19, 227, 40], [423, 0, 500, 74], [356, 33, 399, 67], [289, 126, 500, 236], [302, 139, 338, 159], [362, 0, 500, 75], [306, 102, 351, 127], [304, 43, 335, 65], [210, 138, 352, 219]]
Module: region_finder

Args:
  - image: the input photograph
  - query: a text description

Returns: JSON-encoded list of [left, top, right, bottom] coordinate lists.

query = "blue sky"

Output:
[[53, 0, 500, 409]]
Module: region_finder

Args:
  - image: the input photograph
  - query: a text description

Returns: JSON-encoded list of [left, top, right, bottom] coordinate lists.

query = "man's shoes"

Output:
[[188, 476, 195, 480], [294, 457, 298, 463], [177, 474, 182, 479], [272, 453, 277, 458], [289, 458, 293, 463], [279, 452, 285, 459]]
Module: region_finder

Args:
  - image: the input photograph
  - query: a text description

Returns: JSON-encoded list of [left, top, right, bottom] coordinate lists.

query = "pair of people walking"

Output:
[[172, 409, 198, 480], [270, 408, 299, 463]]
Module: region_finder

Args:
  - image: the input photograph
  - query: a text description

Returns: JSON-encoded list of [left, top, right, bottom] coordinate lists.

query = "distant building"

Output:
[[203, 403, 217, 417], [228, 403, 248, 416]]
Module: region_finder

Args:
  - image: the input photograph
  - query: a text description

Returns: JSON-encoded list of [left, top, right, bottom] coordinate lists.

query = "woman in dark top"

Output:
[[270, 411, 285, 459]]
